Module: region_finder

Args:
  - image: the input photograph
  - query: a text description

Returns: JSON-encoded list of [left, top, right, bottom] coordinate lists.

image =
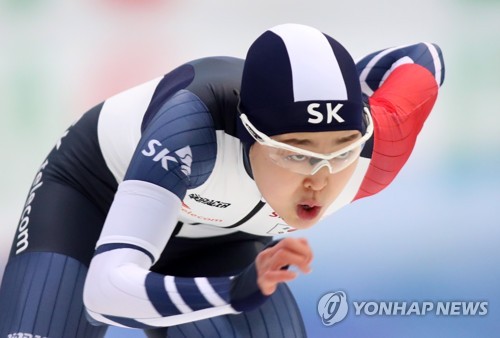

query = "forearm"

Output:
[[84, 248, 242, 328], [83, 180, 269, 328]]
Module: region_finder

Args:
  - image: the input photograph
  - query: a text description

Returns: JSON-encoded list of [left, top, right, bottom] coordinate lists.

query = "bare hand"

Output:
[[255, 237, 313, 296]]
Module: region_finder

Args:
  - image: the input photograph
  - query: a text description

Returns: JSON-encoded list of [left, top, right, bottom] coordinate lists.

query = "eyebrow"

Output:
[[335, 133, 361, 144], [279, 132, 360, 146]]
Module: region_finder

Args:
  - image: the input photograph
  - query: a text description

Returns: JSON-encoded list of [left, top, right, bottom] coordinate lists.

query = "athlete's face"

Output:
[[249, 129, 362, 230]]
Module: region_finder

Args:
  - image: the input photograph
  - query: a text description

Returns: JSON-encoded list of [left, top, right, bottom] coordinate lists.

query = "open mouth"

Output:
[[296, 203, 321, 221]]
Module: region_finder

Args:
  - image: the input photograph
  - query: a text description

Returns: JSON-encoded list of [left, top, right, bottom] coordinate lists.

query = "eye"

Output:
[[286, 154, 309, 162], [336, 151, 351, 159]]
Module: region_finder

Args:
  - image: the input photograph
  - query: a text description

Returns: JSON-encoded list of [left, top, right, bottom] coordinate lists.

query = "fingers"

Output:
[[256, 237, 314, 296], [258, 270, 297, 296], [265, 246, 311, 273], [258, 237, 313, 273]]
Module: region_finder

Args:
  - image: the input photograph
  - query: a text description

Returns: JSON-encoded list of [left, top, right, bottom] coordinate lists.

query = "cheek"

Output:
[[250, 149, 299, 200], [256, 162, 297, 197]]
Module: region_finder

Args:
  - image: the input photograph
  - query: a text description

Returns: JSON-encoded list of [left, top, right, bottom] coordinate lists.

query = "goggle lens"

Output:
[[266, 144, 363, 175]]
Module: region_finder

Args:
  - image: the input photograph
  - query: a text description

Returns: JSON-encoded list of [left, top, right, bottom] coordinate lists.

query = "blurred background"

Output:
[[1, 0, 499, 337]]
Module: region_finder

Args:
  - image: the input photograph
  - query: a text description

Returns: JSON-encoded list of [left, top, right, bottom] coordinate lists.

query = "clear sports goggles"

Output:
[[239, 106, 374, 175]]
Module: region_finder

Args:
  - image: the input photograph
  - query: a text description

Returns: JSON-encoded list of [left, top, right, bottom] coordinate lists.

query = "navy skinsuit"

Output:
[[0, 41, 444, 338]]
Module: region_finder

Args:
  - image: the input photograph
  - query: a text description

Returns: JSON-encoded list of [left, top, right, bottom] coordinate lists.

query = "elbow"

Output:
[[82, 264, 114, 325], [82, 252, 134, 325], [82, 252, 159, 328]]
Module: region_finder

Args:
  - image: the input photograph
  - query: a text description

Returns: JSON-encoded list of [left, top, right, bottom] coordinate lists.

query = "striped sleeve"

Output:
[[356, 42, 445, 96], [83, 182, 267, 328], [82, 181, 243, 328], [85, 251, 237, 328]]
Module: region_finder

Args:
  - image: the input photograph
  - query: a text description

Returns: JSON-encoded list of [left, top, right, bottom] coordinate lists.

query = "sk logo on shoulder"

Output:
[[142, 139, 192, 176], [317, 291, 348, 326]]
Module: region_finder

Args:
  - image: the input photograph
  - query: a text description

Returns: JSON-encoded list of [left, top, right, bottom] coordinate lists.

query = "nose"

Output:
[[303, 166, 329, 191]]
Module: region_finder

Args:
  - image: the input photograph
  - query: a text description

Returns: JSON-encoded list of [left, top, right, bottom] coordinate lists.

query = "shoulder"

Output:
[[370, 62, 439, 112], [139, 56, 243, 137], [357, 43, 445, 97], [185, 56, 244, 100], [126, 89, 219, 196], [186, 57, 244, 136]]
